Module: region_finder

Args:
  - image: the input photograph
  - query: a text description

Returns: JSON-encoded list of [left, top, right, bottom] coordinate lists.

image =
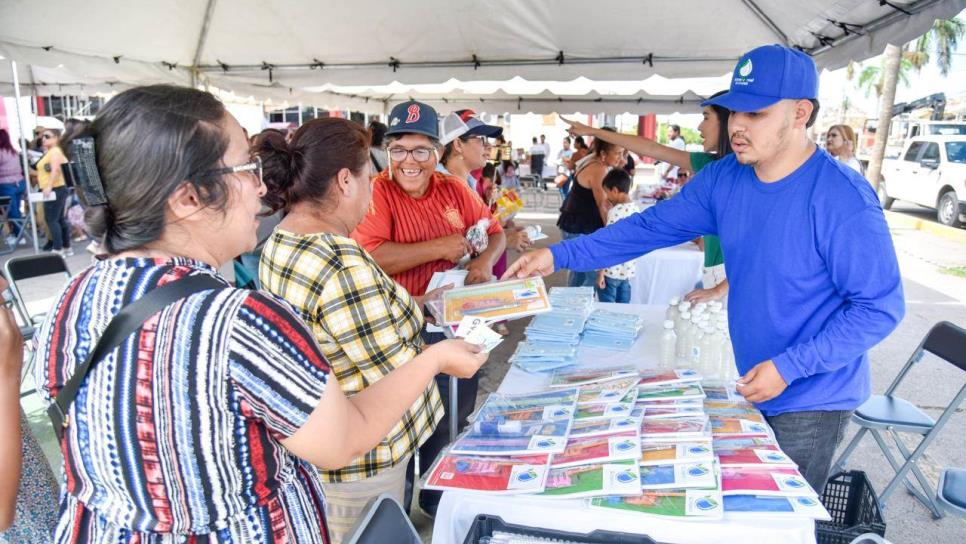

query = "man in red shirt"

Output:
[[352, 100, 505, 516]]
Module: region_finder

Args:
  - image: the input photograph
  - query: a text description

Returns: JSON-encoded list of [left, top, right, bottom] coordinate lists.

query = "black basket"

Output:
[[816, 470, 887, 544], [463, 514, 659, 544]]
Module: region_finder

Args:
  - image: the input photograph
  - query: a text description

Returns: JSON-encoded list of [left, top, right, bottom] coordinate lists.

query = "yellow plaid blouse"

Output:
[[259, 230, 443, 483]]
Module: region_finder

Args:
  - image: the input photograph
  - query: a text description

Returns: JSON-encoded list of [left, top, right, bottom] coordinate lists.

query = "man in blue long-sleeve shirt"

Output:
[[504, 45, 905, 493]]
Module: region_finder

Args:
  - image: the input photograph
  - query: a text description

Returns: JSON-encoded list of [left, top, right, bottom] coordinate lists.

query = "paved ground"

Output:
[[889, 200, 966, 231], [8, 202, 966, 543]]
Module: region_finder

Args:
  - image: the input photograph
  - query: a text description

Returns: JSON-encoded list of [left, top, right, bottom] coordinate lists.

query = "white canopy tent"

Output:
[[2, 0, 965, 113], [0, 0, 963, 253]]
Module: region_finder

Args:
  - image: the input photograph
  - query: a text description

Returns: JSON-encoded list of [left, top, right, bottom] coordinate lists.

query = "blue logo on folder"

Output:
[[695, 497, 719, 511], [616, 470, 637, 484], [688, 465, 709, 477], [615, 440, 635, 451]]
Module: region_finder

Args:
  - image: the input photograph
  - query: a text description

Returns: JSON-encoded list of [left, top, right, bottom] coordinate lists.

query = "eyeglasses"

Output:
[[205, 156, 263, 186], [461, 135, 487, 144], [388, 147, 434, 162]]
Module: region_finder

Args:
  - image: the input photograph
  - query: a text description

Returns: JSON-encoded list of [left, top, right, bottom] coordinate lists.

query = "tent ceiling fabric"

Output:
[[1, 0, 964, 112]]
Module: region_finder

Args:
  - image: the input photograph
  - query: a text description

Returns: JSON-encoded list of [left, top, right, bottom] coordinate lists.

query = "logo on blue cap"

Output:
[[702, 44, 817, 113], [738, 59, 753, 78], [386, 100, 440, 140]]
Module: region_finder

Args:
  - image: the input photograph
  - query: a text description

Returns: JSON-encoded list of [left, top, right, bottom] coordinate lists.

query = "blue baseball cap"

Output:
[[455, 109, 504, 138], [702, 44, 818, 112], [386, 100, 440, 140]]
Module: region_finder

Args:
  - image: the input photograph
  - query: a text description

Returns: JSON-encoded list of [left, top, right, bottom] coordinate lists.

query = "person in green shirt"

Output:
[[563, 90, 733, 303]]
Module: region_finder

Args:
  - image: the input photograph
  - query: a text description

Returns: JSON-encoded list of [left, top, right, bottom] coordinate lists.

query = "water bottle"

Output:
[[695, 302, 708, 314], [675, 311, 692, 359], [524, 225, 542, 240], [674, 302, 691, 336], [659, 320, 677, 369], [690, 324, 704, 368], [699, 326, 718, 379], [720, 324, 737, 381], [666, 297, 681, 323]]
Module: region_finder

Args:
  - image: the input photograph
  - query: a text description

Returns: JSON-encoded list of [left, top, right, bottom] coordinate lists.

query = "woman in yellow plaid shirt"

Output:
[[256, 119, 455, 542]]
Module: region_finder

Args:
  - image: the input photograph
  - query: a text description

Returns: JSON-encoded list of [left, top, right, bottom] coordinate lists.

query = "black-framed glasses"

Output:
[[388, 147, 434, 162], [205, 156, 263, 186]]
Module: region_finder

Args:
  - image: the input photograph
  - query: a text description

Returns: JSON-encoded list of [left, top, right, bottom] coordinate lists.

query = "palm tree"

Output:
[[855, 56, 913, 98], [864, 17, 965, 192], [912, 18, 966, 76]]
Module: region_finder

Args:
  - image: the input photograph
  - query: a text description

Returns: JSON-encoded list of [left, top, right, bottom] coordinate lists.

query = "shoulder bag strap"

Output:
[[48, 274, 225, 440]]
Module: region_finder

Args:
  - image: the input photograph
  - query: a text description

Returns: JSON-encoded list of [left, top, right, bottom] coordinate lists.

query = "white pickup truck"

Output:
[[878, 135, 966, 227]]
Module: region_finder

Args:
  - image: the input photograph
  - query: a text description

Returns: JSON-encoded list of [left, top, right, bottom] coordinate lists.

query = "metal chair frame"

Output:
[[833, 321, 966, 518], [4, 254, 72, 393], [0, 194, 33, 255]]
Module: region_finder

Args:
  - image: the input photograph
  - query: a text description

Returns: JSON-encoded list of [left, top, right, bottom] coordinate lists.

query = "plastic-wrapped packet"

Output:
[[466, 218, 491, 255]]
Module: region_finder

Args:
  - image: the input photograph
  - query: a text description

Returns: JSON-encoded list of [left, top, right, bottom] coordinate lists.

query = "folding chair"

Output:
[[0, 195, 31, 255], [342, 493, 421, 544], [936, 468, 966, 518], [833, 321, 966, 518], [4, 253, 72, 329], [518, 175, 542, 209]]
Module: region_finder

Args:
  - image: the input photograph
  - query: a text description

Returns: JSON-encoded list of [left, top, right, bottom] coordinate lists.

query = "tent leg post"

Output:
[[10, 60, 40, 253]]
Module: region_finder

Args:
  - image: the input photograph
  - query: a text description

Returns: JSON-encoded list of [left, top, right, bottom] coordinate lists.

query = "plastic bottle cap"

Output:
[[680, 312, 691, 319], [679, 301, 692, 310], [663, 320, 675, 329], [669, 297, 681, 306]]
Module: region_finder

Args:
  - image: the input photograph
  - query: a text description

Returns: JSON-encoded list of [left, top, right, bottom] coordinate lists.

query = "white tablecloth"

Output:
[[432, 304, 815, 544], [631, 245, 704, 305]]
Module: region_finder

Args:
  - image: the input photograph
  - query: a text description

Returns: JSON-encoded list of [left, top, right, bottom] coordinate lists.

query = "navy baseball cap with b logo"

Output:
[[702, 44, 818, 112], [386, 100, 440, 139]]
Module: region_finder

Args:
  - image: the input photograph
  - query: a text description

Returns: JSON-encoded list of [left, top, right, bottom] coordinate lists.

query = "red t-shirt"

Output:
[[352, 171, 503, 296]]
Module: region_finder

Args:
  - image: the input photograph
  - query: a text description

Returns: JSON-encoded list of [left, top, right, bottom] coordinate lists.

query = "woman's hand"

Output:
[[415, 284, 453, 323], [561, 117, 594, 137], [684, 282, 728, 304], [438, 233, 471, 264], [464, 259, 492, 285], [426, 339, 489, 379], [502, 248, 555, 280], [506, 228, 532, 252], [596, 271, 606, 290]]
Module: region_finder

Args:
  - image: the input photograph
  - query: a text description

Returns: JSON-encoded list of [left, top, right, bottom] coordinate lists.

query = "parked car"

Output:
[[878, 135, 966, 227]]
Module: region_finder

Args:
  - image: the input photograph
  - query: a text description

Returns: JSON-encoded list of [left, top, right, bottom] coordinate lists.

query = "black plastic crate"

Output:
[[816, 470, 887, 544], [463, 514, 660, 544]]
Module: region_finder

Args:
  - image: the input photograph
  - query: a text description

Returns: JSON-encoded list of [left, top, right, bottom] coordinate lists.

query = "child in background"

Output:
[[596, 169, 641, 303]]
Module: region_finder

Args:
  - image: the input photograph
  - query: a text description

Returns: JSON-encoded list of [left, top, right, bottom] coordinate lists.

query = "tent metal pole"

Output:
[[9, 60, 40, 253], [739, 0, 788, 45], [191, 0, 219, 87]]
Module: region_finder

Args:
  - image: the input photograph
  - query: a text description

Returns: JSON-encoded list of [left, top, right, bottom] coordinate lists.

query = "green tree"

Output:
[[656, 122, 702, 146], [855, 55, 912, 98], [912, 17, 965, 75], [862, 17, 965, 192]]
